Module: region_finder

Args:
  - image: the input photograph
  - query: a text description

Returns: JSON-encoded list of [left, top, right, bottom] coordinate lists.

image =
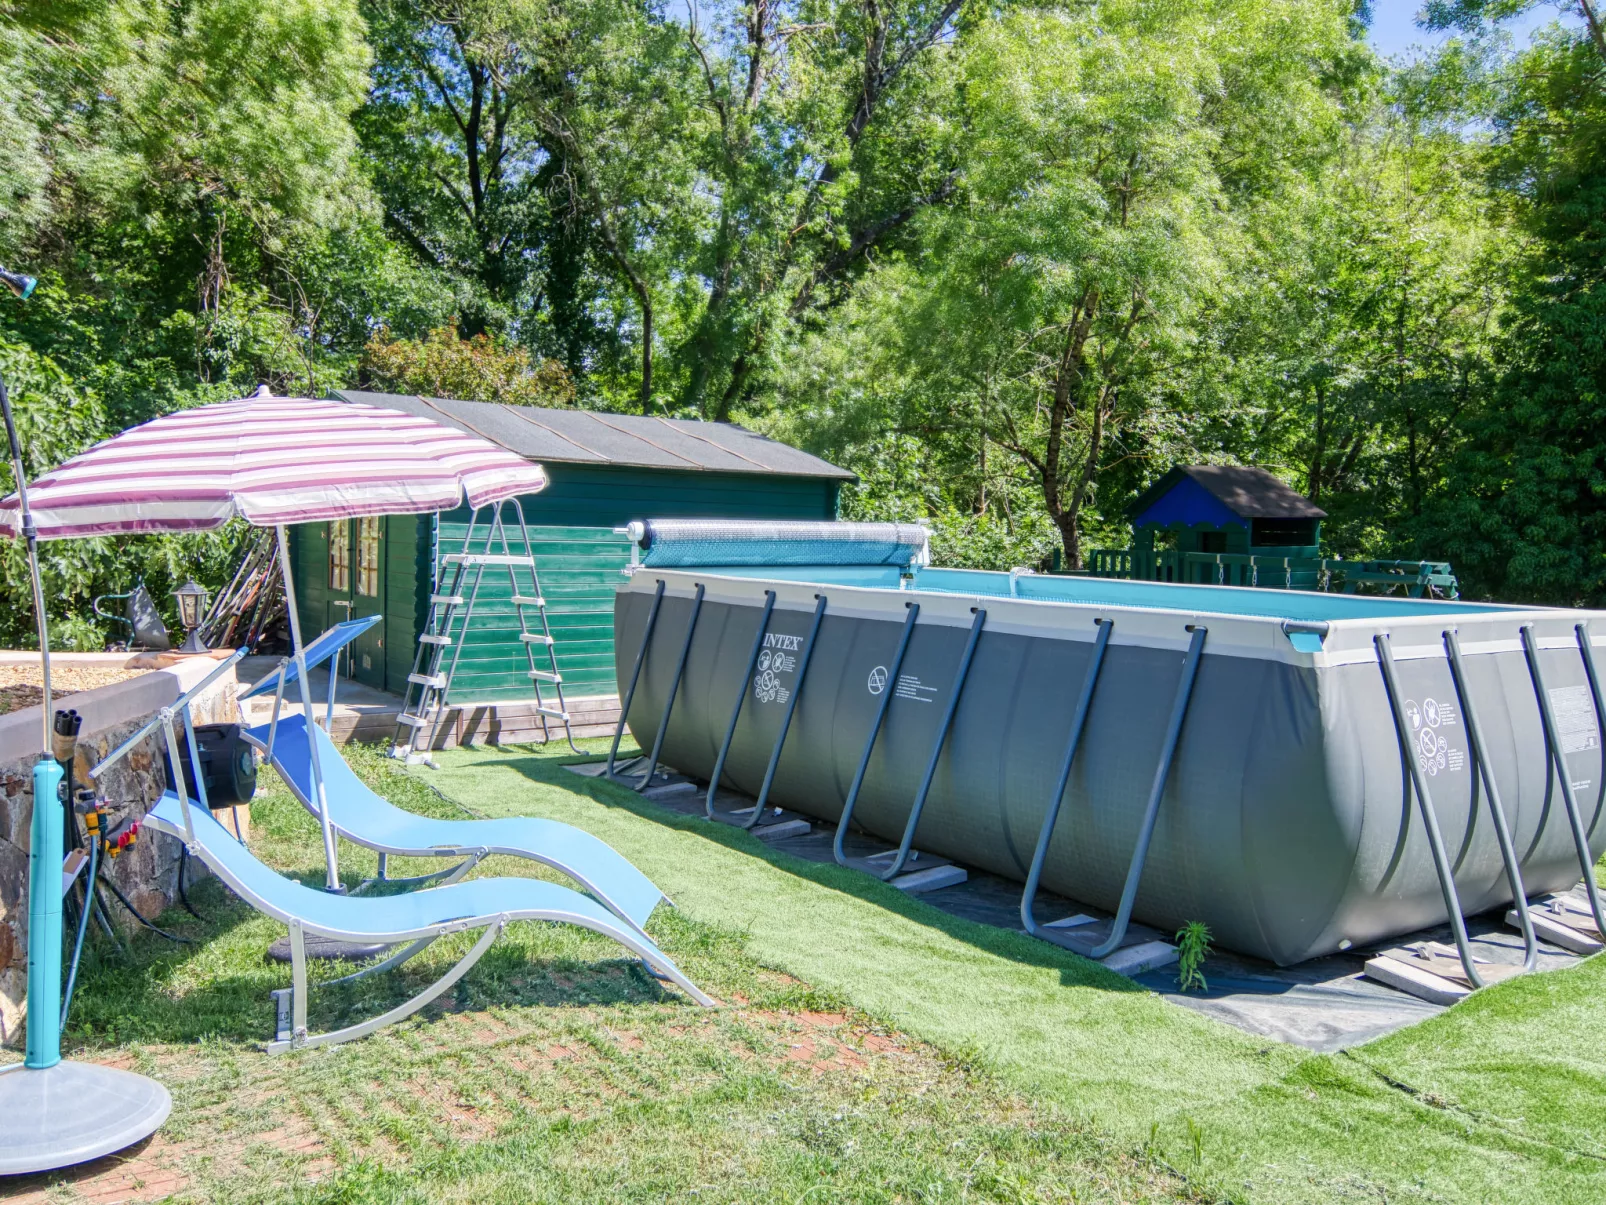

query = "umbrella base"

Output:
[[0, 1061, 171, 1176]]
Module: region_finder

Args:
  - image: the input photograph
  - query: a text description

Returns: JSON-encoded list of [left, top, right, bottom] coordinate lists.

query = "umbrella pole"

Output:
[[275, 525, 341, 892]]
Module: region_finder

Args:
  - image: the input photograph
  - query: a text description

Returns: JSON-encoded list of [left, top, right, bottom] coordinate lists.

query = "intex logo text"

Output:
[[763, 632, 804, 651]]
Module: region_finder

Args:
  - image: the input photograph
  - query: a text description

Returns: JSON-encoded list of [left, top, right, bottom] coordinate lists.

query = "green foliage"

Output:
[[1416, 17, 1606, 602], [364, 322, 576, 406], [0, 0, 1599, 647], [1176, 920, 1212, 993]]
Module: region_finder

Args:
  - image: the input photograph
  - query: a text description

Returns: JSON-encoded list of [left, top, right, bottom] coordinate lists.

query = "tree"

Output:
[[845, 0, 1358, 569], [1419, 21, 1606, 602], [364, 321, 575, 404]]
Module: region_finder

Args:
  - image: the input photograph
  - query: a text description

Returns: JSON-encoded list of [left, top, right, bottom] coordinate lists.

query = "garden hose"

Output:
[[59, 838, 98, 1025], [176, 847, 205, 921]]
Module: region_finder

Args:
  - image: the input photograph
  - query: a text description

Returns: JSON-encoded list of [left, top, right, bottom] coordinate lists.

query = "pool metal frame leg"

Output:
[[1573, 621, 1606, 834], [705, 590, 777, 825], [607, 579, 666, 778], [1021, 618, 1113, 936], [1520, 624, 1606, 940], [1088, 624, 1207, 960], [834, 602, 920, 865], [635, 583, 706, 792], [751, 594, 829, 816], [1376, 632, 1486, 988], [1443, 628, 1537, 973], [874, 607, 987, 882]]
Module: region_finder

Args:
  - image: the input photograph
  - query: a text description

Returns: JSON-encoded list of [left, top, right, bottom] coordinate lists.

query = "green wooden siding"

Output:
[[432, 524, 630, 700], [291, 463, 841, 701], [434, 465, 840, 701], [384, 514, 430, 693]]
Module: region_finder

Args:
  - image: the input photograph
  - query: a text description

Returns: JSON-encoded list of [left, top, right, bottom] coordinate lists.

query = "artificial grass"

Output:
[[421, 739, 1606, 1204], [421, 743, 1301, 1131], [32, 746, 1201, 1204]]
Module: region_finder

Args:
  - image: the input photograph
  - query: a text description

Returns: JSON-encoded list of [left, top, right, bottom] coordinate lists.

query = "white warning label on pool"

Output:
[[1549, 684, 1599, 754], [895, 674, 937, 703], [753, 646, 795, 705]]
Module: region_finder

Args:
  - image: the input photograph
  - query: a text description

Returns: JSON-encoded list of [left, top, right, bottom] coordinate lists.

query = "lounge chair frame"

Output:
[[95, 650, 714, 1055]]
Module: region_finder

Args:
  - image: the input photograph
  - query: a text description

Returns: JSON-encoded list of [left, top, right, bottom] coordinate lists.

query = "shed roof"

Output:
[[329, 391, 854, 481], [1127, 465, 1326, 522]]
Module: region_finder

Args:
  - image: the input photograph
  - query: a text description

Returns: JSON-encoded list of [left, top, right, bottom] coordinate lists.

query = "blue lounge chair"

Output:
[[246, 713, 667, 937], [241, 618, 669, 938], [142, 794, 715, 1052]]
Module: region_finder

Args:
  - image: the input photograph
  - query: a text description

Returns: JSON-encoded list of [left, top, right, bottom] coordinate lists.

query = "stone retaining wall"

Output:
[[0, 658, 241, 1047]]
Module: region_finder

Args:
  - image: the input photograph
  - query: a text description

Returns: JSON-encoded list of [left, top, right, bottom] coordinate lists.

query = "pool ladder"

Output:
[[391, 500, 578, 763]]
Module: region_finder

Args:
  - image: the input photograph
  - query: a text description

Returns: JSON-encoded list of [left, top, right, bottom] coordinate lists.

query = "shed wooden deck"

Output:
[[238, 657, 621, 747]]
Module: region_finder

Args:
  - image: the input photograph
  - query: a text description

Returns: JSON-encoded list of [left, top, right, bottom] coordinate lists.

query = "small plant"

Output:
[[1186, 1116, 1205, 1167], [1176, 920, 1212, 993]]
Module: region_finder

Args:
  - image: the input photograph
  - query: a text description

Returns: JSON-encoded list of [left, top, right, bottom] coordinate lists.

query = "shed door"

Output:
[[325, 518, 387, 690]]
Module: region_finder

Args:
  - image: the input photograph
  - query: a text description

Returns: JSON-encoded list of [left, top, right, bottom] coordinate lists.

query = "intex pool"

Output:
[[611, 521, 1606, 966]]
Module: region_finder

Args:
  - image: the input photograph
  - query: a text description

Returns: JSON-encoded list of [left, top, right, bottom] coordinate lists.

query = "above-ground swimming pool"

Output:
[[612, 522, 1606, 965]]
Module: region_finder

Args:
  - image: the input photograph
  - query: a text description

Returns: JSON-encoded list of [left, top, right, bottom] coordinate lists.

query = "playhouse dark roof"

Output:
[[329, 390, 855, 481], [1126, 465, 1326, 521]]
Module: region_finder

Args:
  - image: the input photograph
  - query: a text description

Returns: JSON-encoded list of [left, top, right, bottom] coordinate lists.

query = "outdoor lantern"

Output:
[[173, 578, 210, 652]]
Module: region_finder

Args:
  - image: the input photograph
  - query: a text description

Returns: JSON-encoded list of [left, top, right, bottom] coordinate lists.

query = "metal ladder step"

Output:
[[528, 669, 563, 683], [519, 633, 555, 645], [443, 554, 535, 567], [408, 672, 446, 688], [419, 634, 451, 646], [510, 595, 545, 607], [430, 594, 464, 606], [396, 714, 430, 728]]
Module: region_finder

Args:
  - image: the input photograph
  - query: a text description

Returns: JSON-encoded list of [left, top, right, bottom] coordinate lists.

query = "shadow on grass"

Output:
[[61, 869, 685, 1052], [481, 748, 1150, 998]]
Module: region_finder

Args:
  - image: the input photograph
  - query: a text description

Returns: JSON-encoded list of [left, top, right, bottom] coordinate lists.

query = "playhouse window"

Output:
[[1251, 518, 1318, 547], [357, 516, 381, 597], [329, 522, 350, 592]]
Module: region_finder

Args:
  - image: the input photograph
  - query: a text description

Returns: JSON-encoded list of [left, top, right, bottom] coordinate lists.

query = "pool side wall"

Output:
[[614, 571, 1605, 966]]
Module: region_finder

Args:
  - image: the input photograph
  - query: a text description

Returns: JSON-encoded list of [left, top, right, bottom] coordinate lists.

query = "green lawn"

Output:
[[21, 737, 1606, 1203]]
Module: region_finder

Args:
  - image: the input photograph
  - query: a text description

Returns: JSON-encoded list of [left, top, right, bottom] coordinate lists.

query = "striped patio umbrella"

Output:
[[0, 387, 549, 891], [0, 388, 547, 540]]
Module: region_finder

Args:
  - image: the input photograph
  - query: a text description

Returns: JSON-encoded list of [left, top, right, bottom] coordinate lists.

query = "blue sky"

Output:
[[1367, 0, 1579, 60]]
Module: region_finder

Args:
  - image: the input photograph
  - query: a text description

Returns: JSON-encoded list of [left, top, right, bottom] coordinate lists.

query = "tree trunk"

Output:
[[1309, 379, 1325, 503]]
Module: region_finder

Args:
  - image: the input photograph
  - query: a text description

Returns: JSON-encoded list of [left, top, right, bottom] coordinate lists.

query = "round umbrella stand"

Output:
[[0, 1061, 171, 1176]]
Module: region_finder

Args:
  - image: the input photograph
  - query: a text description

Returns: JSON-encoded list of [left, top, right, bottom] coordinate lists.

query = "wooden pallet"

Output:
[[1509, 891, 1604, 955], [1364, 941, 1524, 1005]]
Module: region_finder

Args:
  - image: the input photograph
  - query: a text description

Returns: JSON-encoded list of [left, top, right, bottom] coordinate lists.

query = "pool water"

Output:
[[696, 564, 1516, 622]]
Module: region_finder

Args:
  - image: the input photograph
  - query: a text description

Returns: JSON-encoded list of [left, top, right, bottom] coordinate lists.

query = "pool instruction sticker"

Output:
[[1548, 684, 1600, 755], [754, 631, 802, 705], [1404, 695, 1464, 777]]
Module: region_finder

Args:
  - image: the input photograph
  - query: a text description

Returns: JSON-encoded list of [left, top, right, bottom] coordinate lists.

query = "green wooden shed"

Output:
[[286, 391, 854, 726]]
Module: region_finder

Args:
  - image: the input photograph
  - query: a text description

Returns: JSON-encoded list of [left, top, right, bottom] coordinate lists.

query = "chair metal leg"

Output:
[[1521, 625, 1606, 940], [636, 584, 706, 792], [325, 935, 441, 986], [752, 594, 829, 816], [268, 922, 504, 1054], [1444, 629, 1536, 973], [1022, 618, 1113, 935], [706, 590, 777, 824], [352, 851, 485, 896], [878, 607, 987, 881], [834, 602, 920, 865], [1089, 625, 1207, 959], [1376, 632, 1485, 988], [607, 579, 665, 778]]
